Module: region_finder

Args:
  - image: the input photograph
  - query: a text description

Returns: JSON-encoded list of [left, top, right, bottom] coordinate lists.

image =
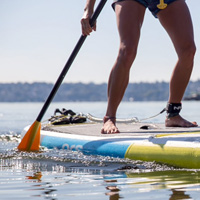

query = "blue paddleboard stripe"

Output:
[[41, 136, 130, 158]]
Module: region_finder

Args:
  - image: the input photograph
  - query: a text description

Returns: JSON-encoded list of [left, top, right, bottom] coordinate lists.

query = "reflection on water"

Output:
[[1, 157, 200, 200], [105, 180, 121, 200], [170, 189, 191, 200], [26, 172, 42, 182], [125, 171, 200, 200]]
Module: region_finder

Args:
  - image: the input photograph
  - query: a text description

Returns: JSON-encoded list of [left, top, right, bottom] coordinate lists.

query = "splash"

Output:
[[0, 132, 180, 173], [0, 132, 20, 142]]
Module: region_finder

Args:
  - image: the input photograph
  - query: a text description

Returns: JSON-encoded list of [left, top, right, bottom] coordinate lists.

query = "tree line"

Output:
[[0, 80, 200, 102]]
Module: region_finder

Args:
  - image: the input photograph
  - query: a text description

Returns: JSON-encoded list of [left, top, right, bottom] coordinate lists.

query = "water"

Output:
[[0, 101, 200, 200]]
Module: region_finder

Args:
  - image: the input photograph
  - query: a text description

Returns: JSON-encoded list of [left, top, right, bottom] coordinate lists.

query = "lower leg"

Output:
[[101, 48, 134, 134], [165, 48, 197, 127], [169, 52, 194, 103], [106, 55, 131, 117], [157, 0, 198, 127]]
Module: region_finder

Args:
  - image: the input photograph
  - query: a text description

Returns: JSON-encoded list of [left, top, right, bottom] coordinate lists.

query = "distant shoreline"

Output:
[[0, 80, 199, 102]]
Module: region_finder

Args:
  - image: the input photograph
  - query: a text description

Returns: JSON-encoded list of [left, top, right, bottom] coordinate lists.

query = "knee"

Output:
[[178, 42, 196, 62], [117, 43, 137, 67], [186, 43, 196, 60]]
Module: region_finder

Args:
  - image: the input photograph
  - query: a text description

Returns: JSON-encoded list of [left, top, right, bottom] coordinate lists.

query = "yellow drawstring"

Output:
[[157, 0, 167, 9]]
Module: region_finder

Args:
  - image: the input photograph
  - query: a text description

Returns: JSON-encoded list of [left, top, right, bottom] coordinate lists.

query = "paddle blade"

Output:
[[18, 121, 41, 151]]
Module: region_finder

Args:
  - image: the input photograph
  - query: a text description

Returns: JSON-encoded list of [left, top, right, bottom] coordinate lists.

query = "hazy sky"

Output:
[[1, 0, 199, 84]]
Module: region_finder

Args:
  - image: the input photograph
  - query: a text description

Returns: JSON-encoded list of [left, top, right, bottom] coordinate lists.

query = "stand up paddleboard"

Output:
[[22, 120, 200, 169]]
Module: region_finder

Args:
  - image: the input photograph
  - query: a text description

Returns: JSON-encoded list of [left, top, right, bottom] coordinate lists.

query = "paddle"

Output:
[[18, 0, 108, 151]]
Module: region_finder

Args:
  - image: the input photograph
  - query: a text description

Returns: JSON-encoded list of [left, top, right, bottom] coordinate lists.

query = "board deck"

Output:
[[42, 122, 200, 137], [22, 122, 200, 169]]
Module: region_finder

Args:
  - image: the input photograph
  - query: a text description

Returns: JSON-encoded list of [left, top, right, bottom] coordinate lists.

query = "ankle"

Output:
[[103, 116, 116, 124], [166, 102, 182, 119]]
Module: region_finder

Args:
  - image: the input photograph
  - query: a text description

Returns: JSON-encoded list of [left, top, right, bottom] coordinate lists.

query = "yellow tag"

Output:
[[157, 0, 167, 9]]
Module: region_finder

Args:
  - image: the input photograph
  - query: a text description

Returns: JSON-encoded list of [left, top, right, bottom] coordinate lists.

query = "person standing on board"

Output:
[[81, 0, 198, 134]]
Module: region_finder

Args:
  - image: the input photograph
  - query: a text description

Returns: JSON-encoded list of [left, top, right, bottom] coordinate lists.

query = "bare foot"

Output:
[[165, 115, 198, 127], [101, 118, 120, 134]]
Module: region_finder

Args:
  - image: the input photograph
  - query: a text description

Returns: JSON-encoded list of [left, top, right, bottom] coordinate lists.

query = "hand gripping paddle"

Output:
[[18, 0, 108, 151]]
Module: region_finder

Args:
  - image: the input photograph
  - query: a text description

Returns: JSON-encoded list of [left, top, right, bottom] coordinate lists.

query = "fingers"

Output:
[[81, 17, 96, 36], [93, 22, 97, 32]]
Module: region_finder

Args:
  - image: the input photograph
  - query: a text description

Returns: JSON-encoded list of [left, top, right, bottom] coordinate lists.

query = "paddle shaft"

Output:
[[36, 0, 107, 122]]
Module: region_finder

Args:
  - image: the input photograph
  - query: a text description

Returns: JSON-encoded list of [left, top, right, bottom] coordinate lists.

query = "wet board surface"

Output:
[[42, 122, 200, 137]]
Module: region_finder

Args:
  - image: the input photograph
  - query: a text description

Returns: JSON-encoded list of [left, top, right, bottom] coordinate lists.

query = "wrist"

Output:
[[84, 7, 93, 16]]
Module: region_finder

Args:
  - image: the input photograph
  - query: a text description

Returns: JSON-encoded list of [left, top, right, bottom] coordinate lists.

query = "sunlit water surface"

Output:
[[1, 101, 200, 200]]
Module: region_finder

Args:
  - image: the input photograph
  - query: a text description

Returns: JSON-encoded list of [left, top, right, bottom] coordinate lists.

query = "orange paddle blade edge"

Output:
[[18, 121, 41, 151]]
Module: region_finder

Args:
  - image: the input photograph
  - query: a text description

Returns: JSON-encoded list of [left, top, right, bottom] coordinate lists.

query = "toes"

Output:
[[192, 121, 198, 126], [101, 128, 106, 134], [101, 127, 120, 134]]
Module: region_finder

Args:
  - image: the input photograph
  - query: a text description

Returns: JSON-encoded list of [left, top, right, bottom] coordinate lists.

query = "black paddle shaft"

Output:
[[36, 0, 107, 122]]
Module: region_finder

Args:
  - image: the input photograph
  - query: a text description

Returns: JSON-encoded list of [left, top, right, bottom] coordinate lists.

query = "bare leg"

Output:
[[101, 1, 146, 134], [157, 0, 197, 127]]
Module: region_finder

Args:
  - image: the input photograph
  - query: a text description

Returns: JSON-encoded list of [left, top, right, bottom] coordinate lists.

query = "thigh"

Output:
[[157, 0, 195, 55], [115, 1, 146, 46]]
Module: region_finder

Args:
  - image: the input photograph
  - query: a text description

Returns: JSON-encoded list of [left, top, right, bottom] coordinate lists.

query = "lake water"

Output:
[[1, 101, 200, 200]]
